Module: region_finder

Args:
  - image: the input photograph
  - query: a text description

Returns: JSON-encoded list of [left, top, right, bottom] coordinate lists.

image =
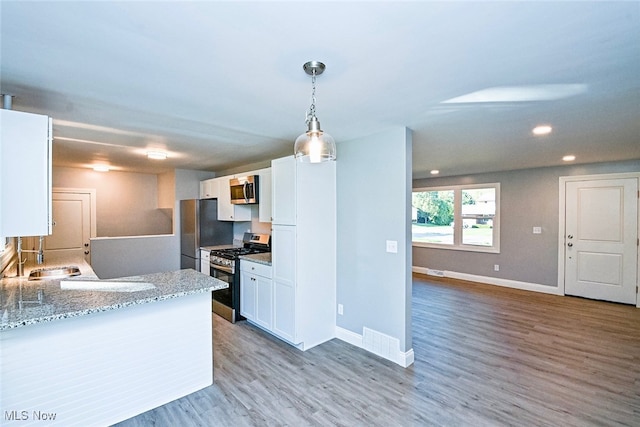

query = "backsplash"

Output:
[[232, 205, 271, 243]]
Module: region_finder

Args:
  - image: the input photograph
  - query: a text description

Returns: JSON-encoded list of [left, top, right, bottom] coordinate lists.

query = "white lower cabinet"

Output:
[[200, 249, 210, 275], [271, 225, 297, 343], [240, 269, 257, 321], [240, 260, 273, 330], [255, 272, 273, 329]]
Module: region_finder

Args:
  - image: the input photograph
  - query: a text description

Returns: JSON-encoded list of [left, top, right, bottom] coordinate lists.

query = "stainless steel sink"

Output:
[[28, 266, 82, 281]]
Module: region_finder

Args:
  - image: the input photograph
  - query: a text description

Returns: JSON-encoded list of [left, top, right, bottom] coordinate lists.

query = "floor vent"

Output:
[[363, 327, 399, 361]]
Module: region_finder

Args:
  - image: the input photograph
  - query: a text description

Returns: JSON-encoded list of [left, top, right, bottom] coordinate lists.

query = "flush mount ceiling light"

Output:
[[147, 151, 167, 160], [294, 61, 336, 163], [93, 165, 110, 172], [563, 155, 576, 162], [532, 125, 553, 136]]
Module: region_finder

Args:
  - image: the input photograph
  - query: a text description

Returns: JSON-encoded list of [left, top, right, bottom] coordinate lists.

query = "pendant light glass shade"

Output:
[[294, 117, 336, 163], [294, 61, 336, 163]]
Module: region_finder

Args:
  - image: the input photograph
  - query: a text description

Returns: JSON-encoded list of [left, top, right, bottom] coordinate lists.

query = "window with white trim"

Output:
[[412, 183, 500, 253]]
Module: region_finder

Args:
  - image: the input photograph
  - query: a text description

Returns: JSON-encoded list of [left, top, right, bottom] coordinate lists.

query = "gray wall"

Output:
[[174, 168, 214, 201], [53, 167, 173, 237], [91, 235, 180, 279], [412, 159, 640, 287], [337, 127, 413, 352], [86, 168, 213, 278]]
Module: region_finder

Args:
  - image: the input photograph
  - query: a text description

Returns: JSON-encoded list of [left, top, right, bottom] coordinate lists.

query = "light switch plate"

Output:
[[386, 240, 398, 253], [533, 226, 542, 234]]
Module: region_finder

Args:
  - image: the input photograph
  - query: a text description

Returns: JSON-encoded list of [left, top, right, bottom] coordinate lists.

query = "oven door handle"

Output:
[[210, 263, 234, 274]]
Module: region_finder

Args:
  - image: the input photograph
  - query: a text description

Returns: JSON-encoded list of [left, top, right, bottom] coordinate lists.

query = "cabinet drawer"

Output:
[[240, 260, 272, 278]]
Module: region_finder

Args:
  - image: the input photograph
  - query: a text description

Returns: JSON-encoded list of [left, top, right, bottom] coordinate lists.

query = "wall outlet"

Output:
[[533, 226, 542, 234], [386, 240, 398, 253], [338, 304, 344, 315], [494, 264, 500, 271]]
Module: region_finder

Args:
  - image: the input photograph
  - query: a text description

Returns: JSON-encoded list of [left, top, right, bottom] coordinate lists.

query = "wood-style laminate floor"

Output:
[[115, 275, 640, 426]]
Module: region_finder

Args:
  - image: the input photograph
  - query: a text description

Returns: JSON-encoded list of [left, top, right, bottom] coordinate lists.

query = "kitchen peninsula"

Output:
[[0, 261, 226, 426]]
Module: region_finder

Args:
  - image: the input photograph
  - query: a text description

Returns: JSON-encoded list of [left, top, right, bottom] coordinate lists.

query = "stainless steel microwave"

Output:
[[230, 175, 259, 204]]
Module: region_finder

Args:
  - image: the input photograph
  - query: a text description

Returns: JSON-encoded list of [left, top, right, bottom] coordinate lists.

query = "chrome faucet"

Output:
[[16, 236, 45, 277]]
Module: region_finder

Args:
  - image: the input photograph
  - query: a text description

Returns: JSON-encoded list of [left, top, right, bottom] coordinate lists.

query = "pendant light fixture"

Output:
[[294, 61, 336, 163]]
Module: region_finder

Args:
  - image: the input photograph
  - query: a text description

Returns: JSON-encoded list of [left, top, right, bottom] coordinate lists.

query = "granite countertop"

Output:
[[239, 252, 272, 266], [0, 259, 227, 331]]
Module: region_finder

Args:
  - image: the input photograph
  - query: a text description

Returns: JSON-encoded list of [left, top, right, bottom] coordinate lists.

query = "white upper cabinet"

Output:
[[256, 167, 272, 223], [212, 176, 251, 221], [201, 169, 271, 222], [0, 109, 52, 237], [199, 178, 218, 199], [271, 156, 296, 225]]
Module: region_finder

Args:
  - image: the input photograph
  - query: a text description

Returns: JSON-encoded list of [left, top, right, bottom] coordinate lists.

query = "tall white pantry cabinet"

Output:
[[270, 155, 336, 350]]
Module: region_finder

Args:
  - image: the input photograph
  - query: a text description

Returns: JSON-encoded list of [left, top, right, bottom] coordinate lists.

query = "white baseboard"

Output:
[[412, 266, 563, 296], [335, 325, 363, 347], [335, 326, 414, 368], [400, 348, 415, 367]]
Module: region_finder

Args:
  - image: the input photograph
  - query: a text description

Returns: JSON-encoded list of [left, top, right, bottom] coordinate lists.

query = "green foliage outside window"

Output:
[[411, 191, 449, 226], [412, 184, 499, 251]]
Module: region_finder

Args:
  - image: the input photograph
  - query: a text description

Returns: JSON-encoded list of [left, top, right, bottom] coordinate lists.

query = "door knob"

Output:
[[567, 242, 573, 247], [84, 250, 90, 255]]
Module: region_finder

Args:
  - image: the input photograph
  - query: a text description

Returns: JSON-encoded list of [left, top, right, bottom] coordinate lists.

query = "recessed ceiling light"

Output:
[[532, 125, 552, 136], [147, 151, 167, 160], [93, 165, 110, 172], [562, 155, 576, 162], [430, 170, 440, 175]]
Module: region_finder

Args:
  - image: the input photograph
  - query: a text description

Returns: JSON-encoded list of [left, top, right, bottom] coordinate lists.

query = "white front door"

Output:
[[564, 177, 638, 304], [45, 192, 92, 263]]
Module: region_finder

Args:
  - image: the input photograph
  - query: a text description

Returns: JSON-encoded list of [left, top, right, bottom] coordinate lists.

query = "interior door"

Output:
[[44, 192, 92, 263], [564, 178, 638, 304]]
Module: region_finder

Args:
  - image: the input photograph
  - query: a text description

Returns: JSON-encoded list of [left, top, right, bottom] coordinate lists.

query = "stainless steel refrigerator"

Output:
[[180, 199, 233, 270]]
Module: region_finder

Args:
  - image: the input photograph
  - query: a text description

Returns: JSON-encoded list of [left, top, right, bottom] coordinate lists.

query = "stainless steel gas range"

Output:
[[209, 233, 270, 323]]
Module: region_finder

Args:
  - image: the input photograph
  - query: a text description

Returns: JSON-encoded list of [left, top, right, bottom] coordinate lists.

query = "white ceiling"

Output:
[[1, 1, 639, 179]]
